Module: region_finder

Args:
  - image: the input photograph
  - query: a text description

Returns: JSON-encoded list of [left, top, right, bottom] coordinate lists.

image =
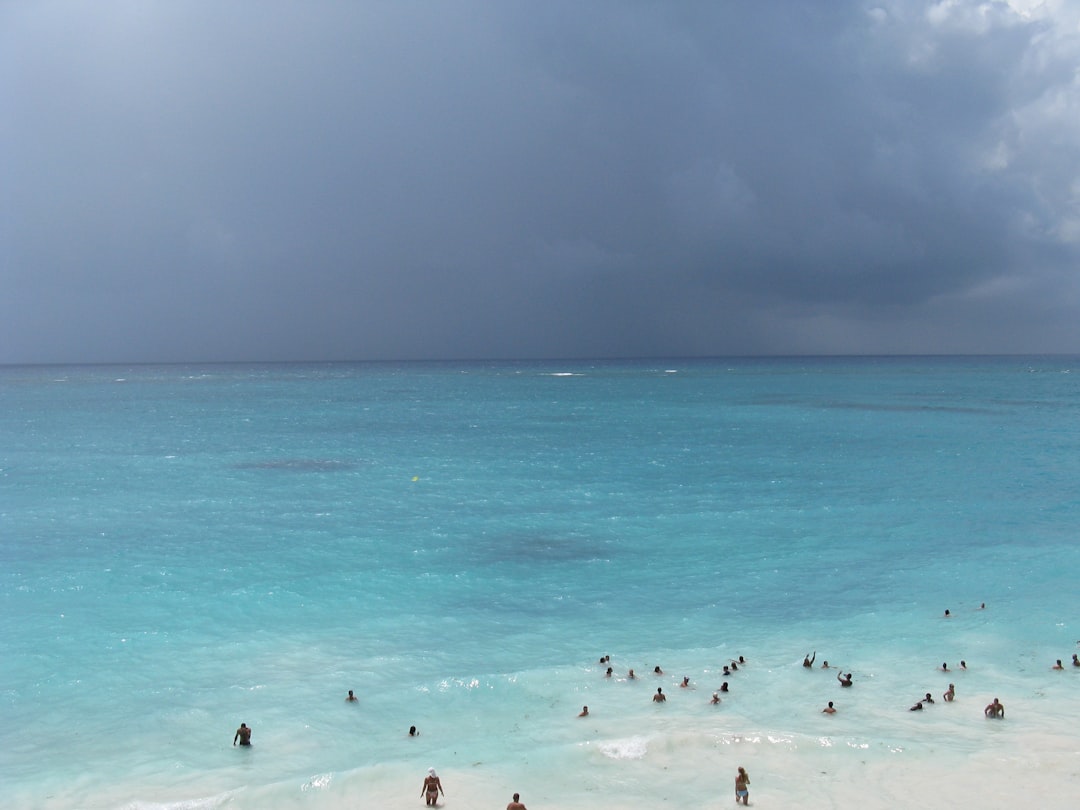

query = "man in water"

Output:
[[838, 672, 853, 687], [233, 722, 251, 746], [409, 725, 420, 736], [822, 701, 836, 714], [346, 690, 358, 702], [943, 684, 955, 702], [507, 792, 527, 810], [421, 768, 444, 806], [653, 687, 666, 702], [578, 705, 589, 717], [984, 698, 1005, 718], [803, 652, 816, 667], [710, 691, 721, 704]]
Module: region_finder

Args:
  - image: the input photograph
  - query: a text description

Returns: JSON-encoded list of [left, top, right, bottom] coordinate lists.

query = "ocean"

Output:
[[2, 357, 1079, 809]]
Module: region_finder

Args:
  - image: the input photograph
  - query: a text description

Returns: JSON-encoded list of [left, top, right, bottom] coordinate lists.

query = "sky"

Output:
[[3, 0, 1080, 363]]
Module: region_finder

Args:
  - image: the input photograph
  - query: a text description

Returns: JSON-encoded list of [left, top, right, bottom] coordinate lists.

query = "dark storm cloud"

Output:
[[2, 0, 1079, 362]]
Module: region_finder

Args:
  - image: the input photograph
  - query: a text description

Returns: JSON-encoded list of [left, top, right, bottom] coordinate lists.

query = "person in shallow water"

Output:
[[346, 690, 358, 702], [943, 684, 955, 702], [984, 698, 1005, 718], [421, 768, 444, 806], [653, 687, 666, 702], [734, 766, 750, 805], [409, 725, 420, 736], [838, 672, 853, 687], [233, 722, 251, 746], [803, 651, 816, 667], [506, 792, 527, 810], [822, 701, 836, 713]]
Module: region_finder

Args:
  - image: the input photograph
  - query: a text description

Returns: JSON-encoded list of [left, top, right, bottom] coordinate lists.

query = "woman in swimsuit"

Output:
[[421, 768, 444, 806], [735, 766, 750, 805]]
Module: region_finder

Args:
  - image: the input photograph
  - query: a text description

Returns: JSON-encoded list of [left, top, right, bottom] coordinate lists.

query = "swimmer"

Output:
[[940, 662, 949, 671], [909, 701, 924, 711], [1052, 659, 1064, 670], [628, 668, 636, 679], [960, 660, 967, 670], [346, 690, 358, 702], [838, 672, 853, 687], [599, 655, 609, 664], [821, 660, 831, 669], [943, 684, 955, 702], [730, 661, 739, 671], [738, 655, 746, 664], [653, 687, 666, 702], [653, 665, 663, 675], [578, 706, 589, 717], [822, 700, 836, 714], [421, 768, 444, 806], [720, 681, 729, 692], [605, 667, 613, 678], [980, 602, 986, 609], [923, 692, 934, 704], [722, 665, 731, 676], [1073, 654, 1080, 667], [984, 698, 1005, 719], [803, 651, 816, 668], [734, 766, 750, 805], [409, 725, 420, 736], [944, 609, 951, 617], [680, 676, 690, 688], [710, 691, 721, 704], [233, 722, 251, 746], [507, 793, 527, 810]]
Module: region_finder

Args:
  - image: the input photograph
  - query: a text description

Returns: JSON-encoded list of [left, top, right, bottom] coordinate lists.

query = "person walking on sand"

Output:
[[233, 722, 251, 746], [735, 766, 750, 805], [507, 792, 527, 810], [421, 768, 444, 806]]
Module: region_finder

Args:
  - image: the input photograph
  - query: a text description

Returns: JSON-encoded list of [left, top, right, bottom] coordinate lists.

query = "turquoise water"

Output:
[[3, 357, 1080, 809]]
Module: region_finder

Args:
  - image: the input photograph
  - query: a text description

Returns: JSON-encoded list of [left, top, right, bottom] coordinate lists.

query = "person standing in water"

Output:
[[233, 722, 251, 746], [507, 792, 527, 810], [734, 766, 750, 805], [421, 768, 444, 806]]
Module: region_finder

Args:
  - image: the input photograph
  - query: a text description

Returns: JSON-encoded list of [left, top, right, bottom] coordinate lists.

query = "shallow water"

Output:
[[2, 357, 1080, 809]]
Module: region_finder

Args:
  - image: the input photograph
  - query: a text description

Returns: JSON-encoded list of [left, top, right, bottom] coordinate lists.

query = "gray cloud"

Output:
[[3, 0, 1079, 362]]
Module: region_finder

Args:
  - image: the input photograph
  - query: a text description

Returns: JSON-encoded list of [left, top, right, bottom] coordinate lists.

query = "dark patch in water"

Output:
[[233, 459, 358, 472]]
